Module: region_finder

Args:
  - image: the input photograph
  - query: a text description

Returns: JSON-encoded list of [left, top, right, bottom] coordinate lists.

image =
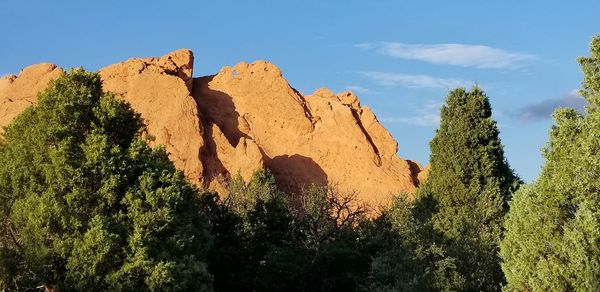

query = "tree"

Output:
[[415, 87, 520, 290], [203, 169, 304, 291], [364, 195, 465, 292], [295, 185, 372, 291], [501, 36, 600, 291], [198, 192, 250, 291], [0, 69, 213, 291], [205, 173, 375, 292]]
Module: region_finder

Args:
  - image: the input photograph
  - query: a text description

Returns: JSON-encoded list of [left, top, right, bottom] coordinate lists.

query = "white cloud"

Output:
[[362, 71, 471, 89], [353, 43, 375, 50], [345, 85, 378, 95], [357, 42, 536, 69], [381, 101, 442, 127]]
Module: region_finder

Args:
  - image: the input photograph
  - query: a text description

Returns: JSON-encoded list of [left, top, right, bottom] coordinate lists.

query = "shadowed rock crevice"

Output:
[[198, 122, 230, 189], [406, 160, 425, 186], [290, 87, 316, 125], [266, 154, 328, 195], [350, 108, 382, 167], [193, 75, 251, 147]]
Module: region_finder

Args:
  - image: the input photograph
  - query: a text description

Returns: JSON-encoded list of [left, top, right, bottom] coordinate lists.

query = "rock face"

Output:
[[0, 64, 63, 133], [99, 49, 204, 184], [0, 50, 425, 208], [417, 163, 431, 184], [194, 61, 420, 207]]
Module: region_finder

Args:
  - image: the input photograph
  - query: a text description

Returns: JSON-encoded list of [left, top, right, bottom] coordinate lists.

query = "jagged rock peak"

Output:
[[101, 49, 194, 91], [195, 59, 420, 207]]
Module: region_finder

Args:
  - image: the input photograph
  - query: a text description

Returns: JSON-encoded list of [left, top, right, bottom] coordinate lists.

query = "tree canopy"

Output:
[[369, 87, 521, 291], [0, 69, 212, 291], [501, 35, 600, 292]]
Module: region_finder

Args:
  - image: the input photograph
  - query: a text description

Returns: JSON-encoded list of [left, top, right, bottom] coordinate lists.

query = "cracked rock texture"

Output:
[[0, 50, 425, 208]]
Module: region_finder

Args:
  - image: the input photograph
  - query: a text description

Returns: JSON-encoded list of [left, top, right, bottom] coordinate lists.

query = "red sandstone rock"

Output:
[[98, 49, 204, 184], [194, 61, 421, 207], [0, 51, 427, 208], [0, 64, 63, 133]]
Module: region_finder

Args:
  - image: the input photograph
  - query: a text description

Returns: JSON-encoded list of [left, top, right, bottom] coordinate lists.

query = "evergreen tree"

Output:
[[416, 87, 520, 290], [365, 195, 465, 292], [205, 174, 375, 292], [0, 69, 213, 291], [501, 36, 600, 291], [203, 170, 304, 291]]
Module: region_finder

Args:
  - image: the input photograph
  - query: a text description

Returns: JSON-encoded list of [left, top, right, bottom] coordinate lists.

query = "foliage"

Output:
[[417, 87, 520, 291], [0, 69, 212, 291], [501, 36, 600, 291], [201, 170, 300, 291], [203, 172, 376, 291], [367, 87, 520, 291], [364, 195, 465, 292]]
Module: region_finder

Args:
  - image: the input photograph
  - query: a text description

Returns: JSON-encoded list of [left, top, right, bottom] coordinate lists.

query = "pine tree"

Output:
[[0, 69, 213, 291], [417, 87, 520, 291], [501, 36, 600, 291]]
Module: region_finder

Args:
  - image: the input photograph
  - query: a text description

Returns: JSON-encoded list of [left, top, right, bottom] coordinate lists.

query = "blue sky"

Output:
[[1, 1, 599, 181]]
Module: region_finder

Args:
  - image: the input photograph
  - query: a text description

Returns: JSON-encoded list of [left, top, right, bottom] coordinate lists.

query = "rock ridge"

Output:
[[0, 50, 425, 208]]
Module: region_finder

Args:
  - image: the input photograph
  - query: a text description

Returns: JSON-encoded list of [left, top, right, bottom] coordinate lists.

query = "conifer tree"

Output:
[[417, 87, 520, 291], [501, 36, 600, 291], [0, 69, 213, 291]]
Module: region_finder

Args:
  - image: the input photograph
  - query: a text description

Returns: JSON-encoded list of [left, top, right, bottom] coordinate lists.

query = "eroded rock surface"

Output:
[[99, 49, 204, 184], [194, 61, 421, 207]]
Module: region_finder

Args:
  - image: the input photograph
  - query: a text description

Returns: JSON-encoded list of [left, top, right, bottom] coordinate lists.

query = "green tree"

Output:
[[206, 174, 375, 292], [364, 195, 465, 292], [198, 192, 251, 291], [203, 170, 303, 291], [415, 87, 520, 291], [501, 36, 600, 291], [296, 185, 372, 292], [0, 69, 213, 291]]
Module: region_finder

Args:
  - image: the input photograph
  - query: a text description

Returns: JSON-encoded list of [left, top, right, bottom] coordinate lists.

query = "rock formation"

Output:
[[0, 50, 426, 208], [0, 63, 63, 132], [99, 49, 204, 184], [194, 61, 420, 207]]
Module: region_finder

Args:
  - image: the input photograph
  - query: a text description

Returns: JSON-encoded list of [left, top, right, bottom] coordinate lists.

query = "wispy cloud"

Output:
[[381, 101, 442, 127], [345, 85, 378, 95], [362, 71, 472, 89], [355, 42, 536, 69], [353, 43, 375, 51], [517, 89, 587, 122]]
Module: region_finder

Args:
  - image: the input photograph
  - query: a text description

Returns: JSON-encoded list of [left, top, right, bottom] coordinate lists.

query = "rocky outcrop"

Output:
[[0, 64, 63, 133], [194, 61, 420, 207], [0, 50, 426, 208], [98, 49, 204, 184]]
